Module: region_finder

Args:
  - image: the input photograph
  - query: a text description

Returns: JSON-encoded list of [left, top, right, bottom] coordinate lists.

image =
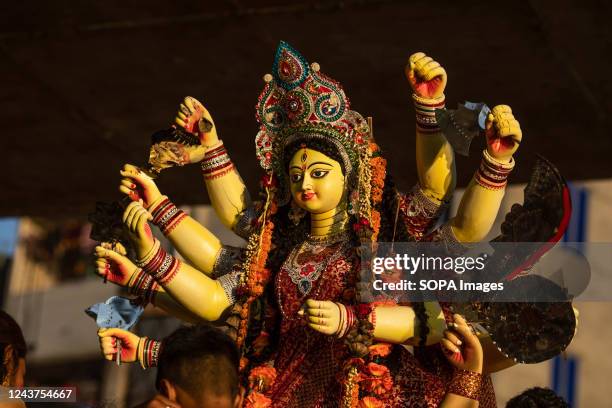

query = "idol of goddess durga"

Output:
[[91, 42, 575, 407]]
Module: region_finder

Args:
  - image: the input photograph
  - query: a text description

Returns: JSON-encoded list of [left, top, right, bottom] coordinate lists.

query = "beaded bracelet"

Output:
[[201, 141, 235, 180], [139, 245, 181, 285], [138, 337, 162, 369], [149, 196, 187, 236], [413, 93, 445, 133], [474, 149, 515, 190], [448, 369, 483, 401]]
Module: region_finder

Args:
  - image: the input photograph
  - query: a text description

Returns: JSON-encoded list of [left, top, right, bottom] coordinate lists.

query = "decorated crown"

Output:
[[255, 41, 371, 202]]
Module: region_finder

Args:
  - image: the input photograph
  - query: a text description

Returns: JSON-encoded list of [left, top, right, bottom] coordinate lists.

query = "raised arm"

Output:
[[406, 53, 456, 204], [173, 97, 255, 238], [450, 105, 521, 243]]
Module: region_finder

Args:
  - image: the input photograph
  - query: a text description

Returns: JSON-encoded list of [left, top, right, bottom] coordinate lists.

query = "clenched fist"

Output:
[[485, 105, 522, 162], [406, 52, 447, 99], [98, 328, 140, 363]]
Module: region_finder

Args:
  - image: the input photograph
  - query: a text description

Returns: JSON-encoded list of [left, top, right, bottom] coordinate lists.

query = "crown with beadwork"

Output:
[[255, 41, 371, 201]]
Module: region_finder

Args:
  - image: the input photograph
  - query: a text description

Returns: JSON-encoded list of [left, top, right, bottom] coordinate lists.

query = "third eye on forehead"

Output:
[[290, 161, 334, 171]]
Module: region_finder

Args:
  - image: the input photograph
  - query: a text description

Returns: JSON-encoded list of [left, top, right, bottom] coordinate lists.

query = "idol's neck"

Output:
[[310, 204, 349, 237]]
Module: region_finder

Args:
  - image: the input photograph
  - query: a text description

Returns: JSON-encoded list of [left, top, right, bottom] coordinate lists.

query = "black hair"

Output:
[[506, 387, 570, 408], [156, 324, 240, 401], [0, 311, 26, 383]]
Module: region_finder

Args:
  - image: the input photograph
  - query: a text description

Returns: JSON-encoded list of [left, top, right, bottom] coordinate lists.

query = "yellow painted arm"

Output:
[[170, 97, 252, 232], [416, 129, 456, 204], [150, 286, 204, 324], [159, 261, 232, 322], [450, 177, 506, 243], [451, 105, 522, 243], [118, 166, 224, 275], [406, 52, 456, 204], [371, 302, 446, 345], [161, 212, 222, 276], [202, 144, 252, 232]]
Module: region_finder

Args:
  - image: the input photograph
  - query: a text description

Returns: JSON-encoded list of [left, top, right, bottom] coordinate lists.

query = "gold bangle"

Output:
[[148, 195, 168, 213], [127, 267, 142, 288], [137, 336, 147, 369], [412, 93, 445, 107], [136, 239, 161, 267], [482, 149, 515, 170]]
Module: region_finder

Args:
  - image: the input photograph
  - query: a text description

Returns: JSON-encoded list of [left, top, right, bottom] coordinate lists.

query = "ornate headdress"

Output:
[[255, 41, 373, 204]]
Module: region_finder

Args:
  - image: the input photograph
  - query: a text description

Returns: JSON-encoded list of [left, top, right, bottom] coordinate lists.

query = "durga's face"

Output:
[[288, 147, 345, 214]]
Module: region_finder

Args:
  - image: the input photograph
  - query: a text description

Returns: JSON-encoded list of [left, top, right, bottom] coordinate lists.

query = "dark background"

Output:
[[1, 0, 610, 217]]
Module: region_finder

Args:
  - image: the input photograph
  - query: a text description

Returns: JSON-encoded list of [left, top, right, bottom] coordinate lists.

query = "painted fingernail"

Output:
[[455, 340, 462, 346]]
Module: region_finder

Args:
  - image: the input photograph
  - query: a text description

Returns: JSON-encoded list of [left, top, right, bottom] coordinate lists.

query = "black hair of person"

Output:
[[155, 324, 240, 401], [506, 387, 570, 408], [0, 311, 26, 384]]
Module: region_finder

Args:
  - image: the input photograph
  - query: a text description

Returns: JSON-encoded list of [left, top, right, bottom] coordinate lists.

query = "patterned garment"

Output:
[[270, 239, 355, 407], [240, 185, 496, 407], [268, 244, 496, 407]]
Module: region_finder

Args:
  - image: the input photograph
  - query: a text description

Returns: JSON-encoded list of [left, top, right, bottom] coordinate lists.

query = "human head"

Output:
[[0, 311, 27, 388], [284, 138, 347, 214], [155, 324, 242, 408], [505, 387, 569, 408]]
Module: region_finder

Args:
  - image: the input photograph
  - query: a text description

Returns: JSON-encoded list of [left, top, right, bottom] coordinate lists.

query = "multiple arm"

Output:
[[97, 54, 524, 384], [96, 196, 236, 322]]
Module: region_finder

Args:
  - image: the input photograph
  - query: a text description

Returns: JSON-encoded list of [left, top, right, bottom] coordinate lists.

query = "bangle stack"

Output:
[[138, 244, 181, 285], [136, 239, 161, 267], [413, 93, 445, 133], [138, 337, 162, 369], [201, 141, 235, 180], [474, 149, 515, 190], [448, 369, 483, 401], [150, 197, 187, 236], [128, 268, 159, 305], [335, 303, 356, 338]]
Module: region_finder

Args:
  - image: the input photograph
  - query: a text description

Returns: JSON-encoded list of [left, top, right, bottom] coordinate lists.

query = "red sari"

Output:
[[258, 187, 497, 407]]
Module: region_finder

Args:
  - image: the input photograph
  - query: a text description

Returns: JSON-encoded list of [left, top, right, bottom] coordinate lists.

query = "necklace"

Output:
[[277, 231, 351, 319], [305, 229, 351, 246]]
